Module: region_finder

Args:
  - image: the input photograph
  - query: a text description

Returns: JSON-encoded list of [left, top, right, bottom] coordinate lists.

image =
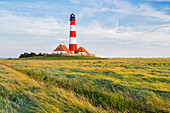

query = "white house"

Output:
[[53, 42, 72, 54], [77, 46, 90, 55]]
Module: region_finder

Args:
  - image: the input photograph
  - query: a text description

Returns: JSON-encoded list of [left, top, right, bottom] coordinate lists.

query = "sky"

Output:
[[0, 0, 170, 58]]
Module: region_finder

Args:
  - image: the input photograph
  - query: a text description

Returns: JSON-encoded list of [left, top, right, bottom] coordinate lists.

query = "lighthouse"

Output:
[[52, 13, 93, 56], [69, 13, 77, 53]]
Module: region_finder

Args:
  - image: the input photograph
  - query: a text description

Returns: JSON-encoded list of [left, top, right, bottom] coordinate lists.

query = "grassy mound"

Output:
[[16, 56, 103, 60]]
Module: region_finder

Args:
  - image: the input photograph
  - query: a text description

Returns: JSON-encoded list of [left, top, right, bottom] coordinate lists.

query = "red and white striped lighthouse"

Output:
[[69, 13, 77, 52]]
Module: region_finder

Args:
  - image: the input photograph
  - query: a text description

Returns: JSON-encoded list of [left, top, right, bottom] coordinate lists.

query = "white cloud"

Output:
[[69, 0, 80, 4], [0, 10, 68, 40], [148, 0, 170, 2], [78, 0, 170, 22], [164, 7, 170, 10], [77, 21, 170, 48], [138, 4, 170, 21]]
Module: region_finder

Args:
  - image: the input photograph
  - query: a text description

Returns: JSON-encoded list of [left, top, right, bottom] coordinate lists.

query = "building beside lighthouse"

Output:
[[78, 46, 90, 55], [53, 42, 71, 54], [46, 13, 94, 57]]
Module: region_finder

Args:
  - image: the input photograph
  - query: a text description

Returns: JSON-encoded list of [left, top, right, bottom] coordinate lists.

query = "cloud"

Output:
[[69, 0, 80, 4], [164, 7, 170, 10], [77, 0, 170, 22], [138, 4, 170, 21], [77, 21, 170, 48], [0, 10, 68, 40], [148, 0, 170, 2]]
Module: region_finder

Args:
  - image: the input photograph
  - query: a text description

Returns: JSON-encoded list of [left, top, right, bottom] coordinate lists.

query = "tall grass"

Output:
[[0, 58, 170, 112], [0, 64, 108, 112]]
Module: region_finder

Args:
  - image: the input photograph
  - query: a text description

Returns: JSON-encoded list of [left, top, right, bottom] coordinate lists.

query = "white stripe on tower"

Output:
[[69, 37, 76, 44], [70, 25, 76, 31]]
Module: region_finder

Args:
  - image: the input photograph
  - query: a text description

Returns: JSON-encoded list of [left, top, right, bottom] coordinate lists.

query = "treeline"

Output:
[[19, 52, 44, 58]]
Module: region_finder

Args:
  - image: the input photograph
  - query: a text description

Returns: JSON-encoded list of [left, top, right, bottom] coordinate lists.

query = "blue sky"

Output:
[[0, 0, 170, 58]]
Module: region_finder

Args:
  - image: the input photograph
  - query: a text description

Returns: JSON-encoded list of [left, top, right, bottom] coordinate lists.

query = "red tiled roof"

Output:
[[54, 44, 72, 53], [77, 46, 90, 54]]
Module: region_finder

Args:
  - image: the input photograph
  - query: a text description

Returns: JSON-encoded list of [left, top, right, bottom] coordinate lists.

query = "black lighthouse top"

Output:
[[70, 13, 76, 21]]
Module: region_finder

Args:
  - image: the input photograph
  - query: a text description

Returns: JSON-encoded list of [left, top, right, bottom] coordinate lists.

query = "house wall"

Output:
[[78, 52, 86, 55], [53, 51, 67, 54], [44, 53, 95, 57]]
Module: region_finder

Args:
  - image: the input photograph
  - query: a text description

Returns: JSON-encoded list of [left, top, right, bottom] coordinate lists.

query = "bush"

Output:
[[19, 52, 44, 58], [38, 53, 43, 56]]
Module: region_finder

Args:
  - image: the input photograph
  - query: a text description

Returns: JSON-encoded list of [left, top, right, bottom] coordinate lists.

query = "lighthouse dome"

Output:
[[70, 13, 75, 17], [70, 13, 76, 20]]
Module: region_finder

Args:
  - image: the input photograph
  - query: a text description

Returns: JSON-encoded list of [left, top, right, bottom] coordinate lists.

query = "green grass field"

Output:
[[0, 57, 169, 112]]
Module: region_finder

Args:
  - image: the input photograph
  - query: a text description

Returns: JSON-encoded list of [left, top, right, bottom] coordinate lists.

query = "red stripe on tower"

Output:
[[70, 31, 76, 37], [69, 13, 77, 52]]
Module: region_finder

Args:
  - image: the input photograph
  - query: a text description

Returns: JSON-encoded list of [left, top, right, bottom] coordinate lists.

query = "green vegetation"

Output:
[[0, 58, 169, 112], [19, 52, 44, 58], [17, 56, 102, 60]]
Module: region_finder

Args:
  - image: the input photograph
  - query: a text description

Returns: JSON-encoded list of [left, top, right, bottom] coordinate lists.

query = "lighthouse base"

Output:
[[44, 53, 95, 57], [69, 44, 77, 52]]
